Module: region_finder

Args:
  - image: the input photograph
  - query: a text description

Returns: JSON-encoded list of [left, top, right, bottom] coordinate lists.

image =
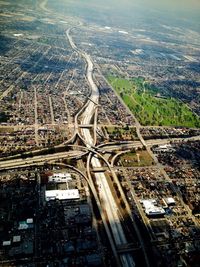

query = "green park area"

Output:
[[107, 75, 200, 128], [105, 126, 138, 141], [117, 150, 154, 167]]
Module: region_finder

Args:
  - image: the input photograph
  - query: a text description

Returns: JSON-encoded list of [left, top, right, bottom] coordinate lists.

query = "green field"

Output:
[[118, 150, 154, 167], [105, 126, 138, 141], [107, 75, 200, 128]]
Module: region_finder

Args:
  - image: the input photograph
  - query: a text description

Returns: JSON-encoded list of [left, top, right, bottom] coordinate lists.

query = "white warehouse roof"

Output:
[[27, 218, 33, 224], [141, 199, 165, 216], [3, 241, 11, 246], [48, 173, 72, 183], [165, 197, 176, 205], [45, 189, 80, 201], [13, 235, 21, 243]]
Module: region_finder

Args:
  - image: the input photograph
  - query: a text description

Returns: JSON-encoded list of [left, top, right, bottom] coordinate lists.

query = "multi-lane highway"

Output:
[[66, 28, 135, 267], [0, 151, 83, 170]]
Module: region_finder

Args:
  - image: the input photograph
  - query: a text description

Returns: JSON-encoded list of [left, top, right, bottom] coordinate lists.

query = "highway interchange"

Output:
[[67, 27, 136, 267], [1, 39, 199, 263], [1, 1, 200, 266]]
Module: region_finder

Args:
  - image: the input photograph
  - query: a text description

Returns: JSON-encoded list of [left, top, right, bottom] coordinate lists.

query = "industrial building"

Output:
[[45, 189, 80, 201], [48, 172, 72, 183], [141, 199, 165, 216]]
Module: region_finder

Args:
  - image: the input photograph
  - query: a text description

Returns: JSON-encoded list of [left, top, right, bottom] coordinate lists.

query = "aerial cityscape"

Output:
[[0, 0, 199, 267]]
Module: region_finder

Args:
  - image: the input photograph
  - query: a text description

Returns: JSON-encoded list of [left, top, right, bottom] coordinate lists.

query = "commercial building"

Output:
[[141, 199, 165, 216], [45, 189, 80, 201], [48, 173, 72, 183]]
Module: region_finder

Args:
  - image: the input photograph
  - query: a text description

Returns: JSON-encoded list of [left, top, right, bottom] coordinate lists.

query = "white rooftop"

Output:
[[141, 199, 165, 216], [27, 218, 33, 224], [18, 223, 29, 230], [51, 173, 71, 178], [45, 189, 80, 201], [118, 30, 128, 34], [13, 235, 21, 243], [165, 197, 176, 205], [49, 173, 72, 183], [3, 241, 11, 246], [157, 144, 172, 149]]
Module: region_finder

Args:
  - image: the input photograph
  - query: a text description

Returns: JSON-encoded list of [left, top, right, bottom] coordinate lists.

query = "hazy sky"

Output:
[[134, 0, 200, 8], [101, 0, 200, 12], [103, 0, 200, 9], [142, 0, 200, 17], [49, 0, 200, 30], [63, 0, 200, 16]]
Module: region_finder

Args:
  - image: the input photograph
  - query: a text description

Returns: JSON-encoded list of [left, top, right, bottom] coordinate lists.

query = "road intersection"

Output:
[[1, 2, 200, 266]]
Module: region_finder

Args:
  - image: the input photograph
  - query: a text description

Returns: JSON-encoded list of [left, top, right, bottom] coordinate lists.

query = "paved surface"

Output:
[[0, 151, 83, 170], [66, 28, 135, 267]]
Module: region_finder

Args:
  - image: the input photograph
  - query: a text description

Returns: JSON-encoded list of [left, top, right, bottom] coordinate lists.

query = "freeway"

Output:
[[145, 135, 200, 146], [67, 28, 135, 267], [0, 151, 83, 170], [2, 134, 197, 170], [81, 52, 99, 146], [98, 135, 200, 153]]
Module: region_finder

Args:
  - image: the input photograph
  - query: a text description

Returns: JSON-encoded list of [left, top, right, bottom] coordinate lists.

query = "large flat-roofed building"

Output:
[[45, 189, 80, 201], [165, 197, 176, 206], [141, 199, 165, 216], [48, 173, 72, 183]]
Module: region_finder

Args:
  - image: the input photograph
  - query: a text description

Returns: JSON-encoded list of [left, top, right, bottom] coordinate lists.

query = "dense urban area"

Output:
[[0, 0, 199, 267]]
